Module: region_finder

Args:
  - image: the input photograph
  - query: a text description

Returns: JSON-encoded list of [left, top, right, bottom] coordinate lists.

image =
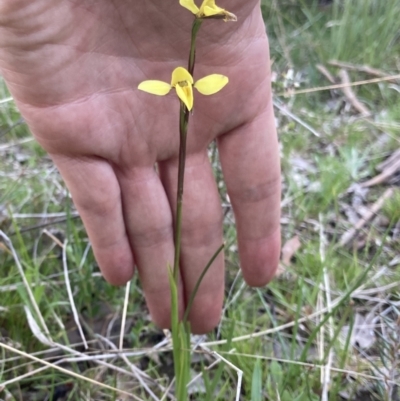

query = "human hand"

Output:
[[0, 0, 281, 333]]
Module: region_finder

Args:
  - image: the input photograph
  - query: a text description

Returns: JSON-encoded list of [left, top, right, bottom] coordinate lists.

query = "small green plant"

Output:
[[383, 189, 400, 221], [138, 1, 236, 398]]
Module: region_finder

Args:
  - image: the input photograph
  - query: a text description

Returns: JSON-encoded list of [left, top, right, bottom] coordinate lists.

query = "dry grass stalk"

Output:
[[329, 60, 400, 84], [316, 64, 336, 84], [273, 99, 321, 137], [361, 156, 400, 188], [338, 69, 371, 116], [278, 73, 400, 97], [62, 239, 88, 349], [0, 341, 143, 401], [339, 188, 394, 246], [319, 216, 334, 401], [120, 280, 132, 351]]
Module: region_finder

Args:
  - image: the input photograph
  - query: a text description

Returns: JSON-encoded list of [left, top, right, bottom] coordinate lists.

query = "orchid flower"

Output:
[[138, 67, 229, 111]]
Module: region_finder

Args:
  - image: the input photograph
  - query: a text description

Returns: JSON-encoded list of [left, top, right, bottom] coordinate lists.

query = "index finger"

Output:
[[217, 92, 281, 286]]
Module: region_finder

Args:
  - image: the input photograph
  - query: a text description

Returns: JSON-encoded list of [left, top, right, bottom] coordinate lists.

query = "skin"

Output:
[[0, 0, 281, 334]]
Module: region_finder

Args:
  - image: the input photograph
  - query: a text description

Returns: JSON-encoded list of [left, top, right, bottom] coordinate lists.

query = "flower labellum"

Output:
[[179, 0, 237, 22], [138, 67, 229, 111]]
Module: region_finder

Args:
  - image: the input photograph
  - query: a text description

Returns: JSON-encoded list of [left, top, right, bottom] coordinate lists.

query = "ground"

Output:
[[1, 0, 400, 400]]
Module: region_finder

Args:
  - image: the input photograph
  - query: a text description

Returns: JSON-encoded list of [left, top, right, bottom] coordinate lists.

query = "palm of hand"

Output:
[[0, 0, 280, 333]]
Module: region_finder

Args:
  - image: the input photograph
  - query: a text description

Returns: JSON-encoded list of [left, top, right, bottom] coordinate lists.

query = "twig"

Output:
[[319, 215, 333, 401], [329, 60, 399, 83], [46, 337, 169, 395], [119, 280, 131, 350], [0, 137, 34, 150], [9, 212, 79, 219], [352, 281, 400, 296], [186, 358, 221, 388], [160, 380, 175, 401], [98, 335, 164, 401], [217, 279, 246, 339], [376, 148, 400, 172], [0, 337, 169, 364], [273, 99, 321, 137], [277, 73, 400, 97], [317, 288, 324, 392], [338, 69, 371, 116], [0, 96, 13, 105], [201, 298, 344, 347], [0, 341, 144, 401], [316, 64, 336, 84], [24, 306, 52, 346], [276, 386, 282, 401], [43, 229, 64, 248], [339, 188, 394, 246], [0, 279, 65, 293], [360, 158, 400, 188], [200, 345, 243, 401], [9, 215, 80, 236], [0, 138, 34, 151], [201, 350, 400, 386], [0, 118, 25, 139], [78, 242, 92, 270], [62, 239, 88, 349], [0, 365, 50, 387]]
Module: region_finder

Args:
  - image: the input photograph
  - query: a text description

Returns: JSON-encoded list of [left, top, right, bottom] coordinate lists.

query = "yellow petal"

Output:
[[200, 0, 217, 10], [194, 74, 229, 95], [138, 80, 171, 96], [175, 83, 194, 111], [179, 0, 200, 15], [171, 67, 193, 87], [203, 5, 223, 16], [201, 0, 223, 16], [199, 0, 237, 20]]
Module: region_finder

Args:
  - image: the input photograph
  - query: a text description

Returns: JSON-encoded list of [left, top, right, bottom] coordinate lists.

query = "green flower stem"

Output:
[[171, 101, 190, 400], [188, 19, 203, 75], [172, 102, 189, 283], [172, 17, 202, 285], [170, 17, 205, 401]]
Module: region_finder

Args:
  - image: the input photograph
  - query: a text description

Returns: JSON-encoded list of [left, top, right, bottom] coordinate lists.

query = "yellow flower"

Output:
[[179, 0, 237, 21], [138, 67, 229, 111]]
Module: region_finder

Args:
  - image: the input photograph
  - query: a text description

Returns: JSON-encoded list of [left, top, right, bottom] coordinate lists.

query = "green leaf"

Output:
[[184, 243, 224, 322], [270, 360, 283, 386], [251, 359, 262, 401]]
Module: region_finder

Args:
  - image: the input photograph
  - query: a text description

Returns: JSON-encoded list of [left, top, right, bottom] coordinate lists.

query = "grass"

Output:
[[1, 0, 400, 399]]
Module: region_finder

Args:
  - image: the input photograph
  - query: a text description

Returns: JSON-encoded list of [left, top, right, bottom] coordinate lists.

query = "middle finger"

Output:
[[159, 150, 224, 334]]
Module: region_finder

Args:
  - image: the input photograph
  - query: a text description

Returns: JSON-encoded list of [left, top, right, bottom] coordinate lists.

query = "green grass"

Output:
[[1, 0, 400, 399]]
